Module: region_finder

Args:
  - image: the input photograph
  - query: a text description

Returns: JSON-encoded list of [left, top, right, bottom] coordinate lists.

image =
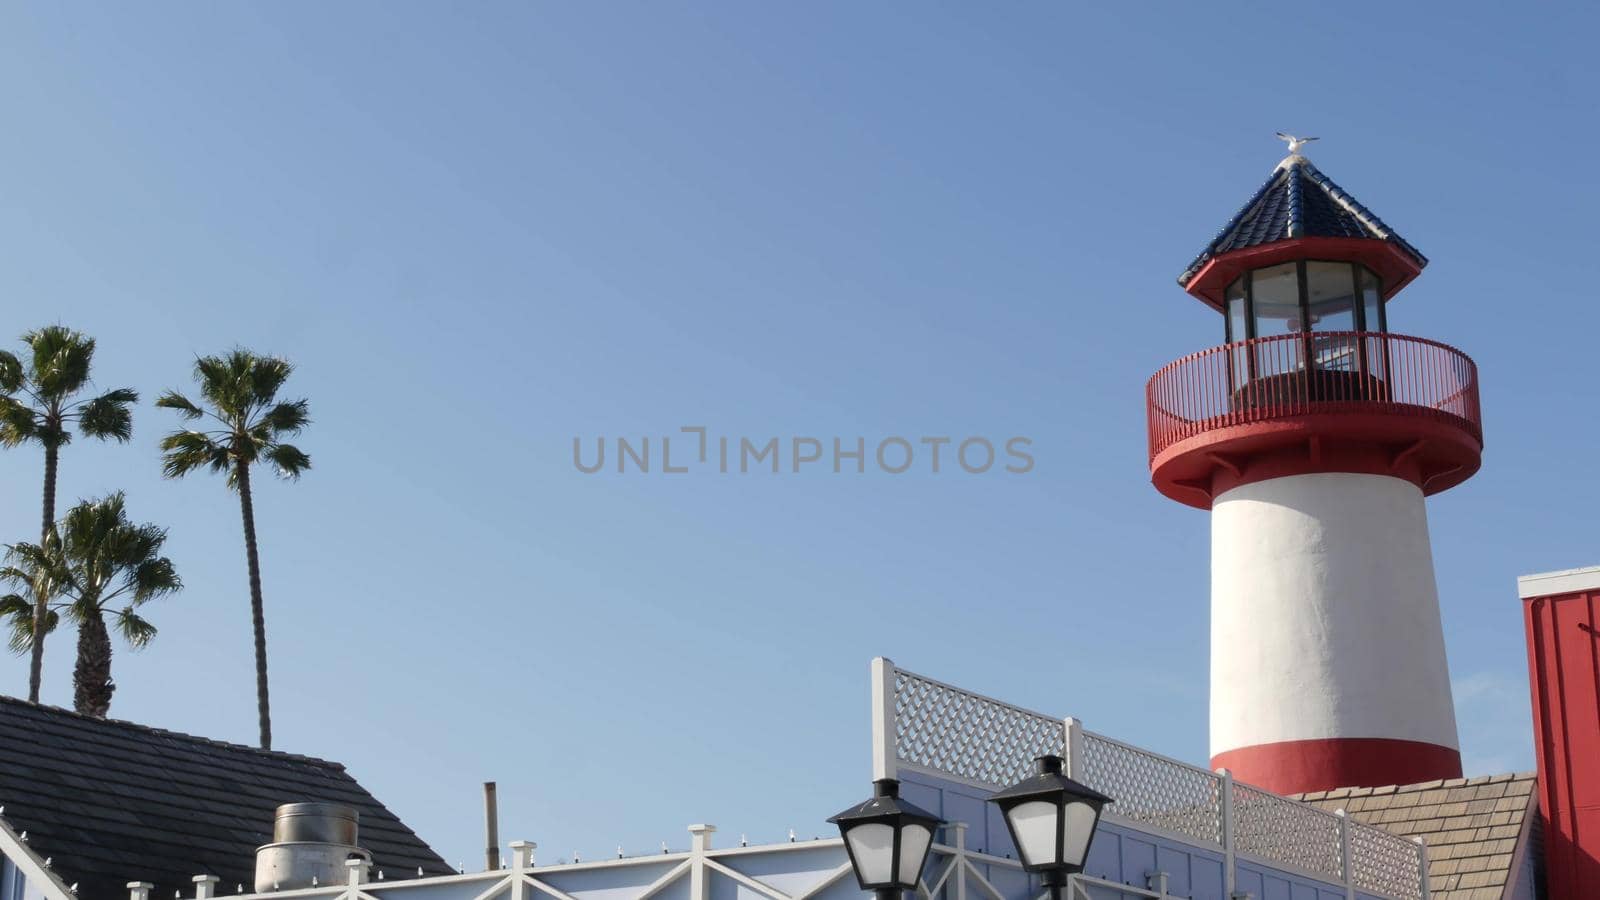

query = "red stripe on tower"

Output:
[[1211, 739, 1462, 796]]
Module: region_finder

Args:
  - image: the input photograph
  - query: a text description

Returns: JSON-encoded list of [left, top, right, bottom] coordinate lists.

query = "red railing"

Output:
[[1146, 331, 1482, 462]]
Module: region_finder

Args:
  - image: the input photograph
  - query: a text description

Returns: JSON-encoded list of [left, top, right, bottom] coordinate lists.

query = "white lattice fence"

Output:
[[880, 661, 1427, 900], [1230, 783, 1345, 880], [892, 668, 1063, 787], [1079, 731, 1223, 846], [1350, 820, 1425, 900]]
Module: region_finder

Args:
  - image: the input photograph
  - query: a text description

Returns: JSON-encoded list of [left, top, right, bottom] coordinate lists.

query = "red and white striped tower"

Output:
[[1146, 141, 1484, 795]]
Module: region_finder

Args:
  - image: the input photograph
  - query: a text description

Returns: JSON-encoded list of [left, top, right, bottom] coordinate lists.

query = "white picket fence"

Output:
[[877, 660, 1429, 900]]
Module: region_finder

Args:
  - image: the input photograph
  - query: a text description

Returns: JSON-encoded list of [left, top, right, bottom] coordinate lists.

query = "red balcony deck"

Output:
[[1146, 332, 1483, 508]]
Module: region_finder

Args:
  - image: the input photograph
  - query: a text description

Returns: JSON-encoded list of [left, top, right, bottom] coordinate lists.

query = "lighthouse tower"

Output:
[[1146, 142, 1484, 795]]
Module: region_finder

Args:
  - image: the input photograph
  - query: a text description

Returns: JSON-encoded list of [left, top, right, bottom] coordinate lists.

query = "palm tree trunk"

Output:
[[73, 609, 115, 717], [237, 460, 273, 749], [40, 441, 57, 541], [28, 442, 59, 704]]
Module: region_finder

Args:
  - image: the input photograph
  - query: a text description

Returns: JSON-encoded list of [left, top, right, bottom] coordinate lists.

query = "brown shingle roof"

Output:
[[1293, 772, 1538, 900]]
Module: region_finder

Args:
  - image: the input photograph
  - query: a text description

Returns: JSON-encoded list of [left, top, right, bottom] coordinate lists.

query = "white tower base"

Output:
[[1209, 471, 1461, 792]]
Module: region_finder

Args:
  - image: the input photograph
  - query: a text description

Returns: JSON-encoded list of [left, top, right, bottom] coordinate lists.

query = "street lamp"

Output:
[[987, 755, 1112, 900], [828, 779, 942, 900]]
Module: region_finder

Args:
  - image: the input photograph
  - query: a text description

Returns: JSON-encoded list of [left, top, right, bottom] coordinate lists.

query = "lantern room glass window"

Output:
[[1225, 278, 1249, 385], [1250, 263, 1303, 339], [1223, 261, 1385, 342], [1307, 261, 1359, 372], [1223, 261, 1386, 378], [1248, 262, 1304, 377], [1306, 261, 1358, 331], [1358, 265, 1387, 379], [1360, 268, 1385, 330]]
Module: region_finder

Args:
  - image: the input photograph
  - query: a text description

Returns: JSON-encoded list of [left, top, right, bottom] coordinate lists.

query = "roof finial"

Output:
[[1276, 132, 1319, 160]]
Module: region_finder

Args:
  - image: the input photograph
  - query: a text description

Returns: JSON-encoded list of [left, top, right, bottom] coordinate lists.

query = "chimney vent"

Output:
[[255, 803, 370, 892]]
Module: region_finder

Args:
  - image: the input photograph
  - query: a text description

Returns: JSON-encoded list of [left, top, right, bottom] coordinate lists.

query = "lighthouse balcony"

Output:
[[1146, 331, 1482, 508]]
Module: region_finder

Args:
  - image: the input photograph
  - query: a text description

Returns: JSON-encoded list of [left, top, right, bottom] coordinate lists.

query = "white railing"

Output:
[[215, 822, 1188, 900], [876, 660, 1429, 900]]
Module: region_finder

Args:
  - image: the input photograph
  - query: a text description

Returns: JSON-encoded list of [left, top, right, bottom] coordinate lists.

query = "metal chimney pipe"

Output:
[[483, 782, 499, 871], [255, 803, 369, 892]]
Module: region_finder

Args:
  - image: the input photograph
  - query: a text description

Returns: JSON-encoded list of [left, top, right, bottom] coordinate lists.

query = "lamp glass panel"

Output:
[[845, 823, 896, 886], [1305, 262, 1358, 332], [1226, 277, 1247, 342], [1059, 801, 1099, 867], [1360, 266, 1384, 333], [1305, 261, 1358, 373], [1004, 801, 1061, 868], [1249, 263, 1304, 376], [1358, 266, 1387, 382], [1251, 263, 1302, 337], [1226, 278, 1249, 386], [897, 824, 933, 885]]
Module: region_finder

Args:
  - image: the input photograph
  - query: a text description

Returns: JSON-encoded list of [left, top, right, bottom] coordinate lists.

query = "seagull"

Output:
[[1276, 132, 1319, 156]]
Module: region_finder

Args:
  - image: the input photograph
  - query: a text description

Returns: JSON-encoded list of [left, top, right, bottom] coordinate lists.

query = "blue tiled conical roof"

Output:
[[1178, 156, 1427, 288]]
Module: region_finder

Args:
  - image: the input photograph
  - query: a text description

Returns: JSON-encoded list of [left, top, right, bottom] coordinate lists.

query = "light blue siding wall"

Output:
[[1075, 824, 1225, 900], [1231, 862, 1343, 900], [0, 853, 48, 900], [901, 770, 1354, 900]]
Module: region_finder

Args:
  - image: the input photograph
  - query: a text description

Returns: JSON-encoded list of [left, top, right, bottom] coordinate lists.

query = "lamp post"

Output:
[[987, 755, 1112, 900], [828, 779, 942, 900]]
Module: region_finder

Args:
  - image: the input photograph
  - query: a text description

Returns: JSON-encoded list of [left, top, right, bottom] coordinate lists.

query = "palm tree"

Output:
[[156, 350, 309, 749], [0, 532, 65, 694], [0, 494, 181, 717], [0, 326, 138, 703]]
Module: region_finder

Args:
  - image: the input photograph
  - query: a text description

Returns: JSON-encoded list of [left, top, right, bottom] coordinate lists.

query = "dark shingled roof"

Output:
[[1178, 155, 1428, 288], [0, 695, 451, 900]]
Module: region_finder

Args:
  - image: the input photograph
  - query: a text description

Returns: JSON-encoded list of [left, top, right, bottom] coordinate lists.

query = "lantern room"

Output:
[[1145, 146, 1483, 511]]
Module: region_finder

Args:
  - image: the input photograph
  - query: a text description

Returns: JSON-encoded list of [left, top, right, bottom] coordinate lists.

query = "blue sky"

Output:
[[2, 1, 1595, 871]]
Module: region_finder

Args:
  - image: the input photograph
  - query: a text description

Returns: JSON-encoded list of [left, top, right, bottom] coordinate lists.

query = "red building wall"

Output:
[[1521, 567, 1600, 900]]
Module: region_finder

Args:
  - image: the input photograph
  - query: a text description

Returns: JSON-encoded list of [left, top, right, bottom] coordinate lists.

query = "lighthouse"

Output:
[[1146, 140, 1484, 795]]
